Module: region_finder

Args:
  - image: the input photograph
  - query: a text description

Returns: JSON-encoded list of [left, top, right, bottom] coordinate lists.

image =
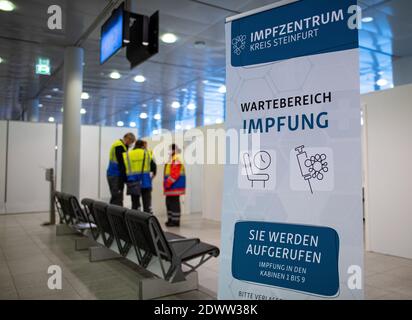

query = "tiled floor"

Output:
[[0, 212, 411, 300]]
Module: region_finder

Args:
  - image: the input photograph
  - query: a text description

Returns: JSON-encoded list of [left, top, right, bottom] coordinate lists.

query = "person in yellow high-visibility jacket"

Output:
[[164, 143, 185, 227], [143, 140, 157, 181], [107, 132, 136, 206], [123, 140, 154, 212]]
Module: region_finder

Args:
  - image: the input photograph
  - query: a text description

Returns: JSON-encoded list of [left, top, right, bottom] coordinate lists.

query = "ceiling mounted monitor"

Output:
[[126, 11, 159, 69], [100, 3, 128, 65]]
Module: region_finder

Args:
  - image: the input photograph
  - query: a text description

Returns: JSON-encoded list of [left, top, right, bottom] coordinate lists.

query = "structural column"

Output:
[[61, 46, 84, 197]]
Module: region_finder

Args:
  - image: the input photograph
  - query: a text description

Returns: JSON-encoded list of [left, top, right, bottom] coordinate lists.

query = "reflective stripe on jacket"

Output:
[[164, 154, 185, 196], [107, 140, 127, 177], [123, 149, 152, 189]]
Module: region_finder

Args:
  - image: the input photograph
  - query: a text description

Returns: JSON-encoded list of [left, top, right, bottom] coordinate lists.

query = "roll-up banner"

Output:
[[219, 0, 363, 300]]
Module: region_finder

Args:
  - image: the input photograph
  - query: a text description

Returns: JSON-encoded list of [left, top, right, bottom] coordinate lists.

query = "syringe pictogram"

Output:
[[295, 145, 313, 194]]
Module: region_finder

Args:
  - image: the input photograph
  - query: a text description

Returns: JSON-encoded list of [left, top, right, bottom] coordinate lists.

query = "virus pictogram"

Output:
[[305, 154, 329, 181]]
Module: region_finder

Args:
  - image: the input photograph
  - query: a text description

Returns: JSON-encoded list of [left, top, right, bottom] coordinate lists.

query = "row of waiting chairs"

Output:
[[54, 191, 220, 283]]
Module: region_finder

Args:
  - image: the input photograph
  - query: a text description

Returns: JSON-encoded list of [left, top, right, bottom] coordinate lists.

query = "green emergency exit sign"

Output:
[[35, 58, 51, 75]]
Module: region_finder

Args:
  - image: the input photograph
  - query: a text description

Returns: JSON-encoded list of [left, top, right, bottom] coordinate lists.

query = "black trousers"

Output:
[[107, 176, 124, 206], [131, 188, 152, 213], [166, 196, 181, 223]]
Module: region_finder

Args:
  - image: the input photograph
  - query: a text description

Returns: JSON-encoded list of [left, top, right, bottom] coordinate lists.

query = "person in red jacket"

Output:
[[164, 144, 186, 227]]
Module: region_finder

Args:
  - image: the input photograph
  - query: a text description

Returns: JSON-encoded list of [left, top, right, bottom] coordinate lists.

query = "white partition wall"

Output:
[[145, 137, 167, 216], [0, 121, 222, 216], [187, 163, 203, 214], [363, 84, 412, 259], [184, 130, 205, 215], [58, 125, 112, 200], [200, 124, 225, 221], [0, 121, 7, 213], [56, 125, 62, 193], [202, 163, 224, 221], [6, 121, 56, 213], [79, 126, 100, 199], [56, 125, 66, 195]]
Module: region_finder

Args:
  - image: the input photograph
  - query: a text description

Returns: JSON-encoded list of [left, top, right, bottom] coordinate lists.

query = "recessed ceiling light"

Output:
[[48, 117, 55, 123], [117, 121, 124, 127], [134, 75, 146, 83], [129, 121, 136, 128], [38, 103, 43, 108], [187, 103, 196, 110], [156, 98, 161, 103], [80, 108, 87, 114], [171, 101, 181, 109], [52, 88, 59, 92], [81, 92, 90, 100], [362, 16, 374, 23], [142, 104, 147, 108], [194, 40, 206, 49], [202, 80, 209, 84], [376, 78, 389, 87], [109, 71, 121, 79], [181, 88, 188, 92], [0, 1, 16, 12], [161, 33, 177, 44], [124, 110, 129, 114], [215, 118, 223, 124], [154, 113, 161, 120], [218, 85, 227, 94], [45, 95, 52, 99], [140, 112, 148, 119]]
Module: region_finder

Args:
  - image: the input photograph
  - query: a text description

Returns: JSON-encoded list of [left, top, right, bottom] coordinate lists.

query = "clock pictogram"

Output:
[[253, 151, 271, 170]]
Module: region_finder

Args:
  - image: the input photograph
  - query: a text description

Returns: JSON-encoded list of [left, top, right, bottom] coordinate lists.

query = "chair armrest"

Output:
[[168, 238, 200, 244]]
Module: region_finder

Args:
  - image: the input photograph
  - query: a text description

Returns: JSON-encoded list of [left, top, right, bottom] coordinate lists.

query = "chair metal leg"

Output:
[[75, 237, 96, 251], [89, 246, 121, 262], [138, 272, 198, 300], [56, 224, 78, 236]]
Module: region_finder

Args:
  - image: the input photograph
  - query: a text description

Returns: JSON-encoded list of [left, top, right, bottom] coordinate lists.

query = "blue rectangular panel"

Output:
[[231, 0, 358, 67], [100, 6, 124, 64], [232, 221, 340, 297]]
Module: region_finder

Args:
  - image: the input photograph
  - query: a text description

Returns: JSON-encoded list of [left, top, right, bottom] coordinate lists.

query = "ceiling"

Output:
[[0, 0, 411, 137]]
